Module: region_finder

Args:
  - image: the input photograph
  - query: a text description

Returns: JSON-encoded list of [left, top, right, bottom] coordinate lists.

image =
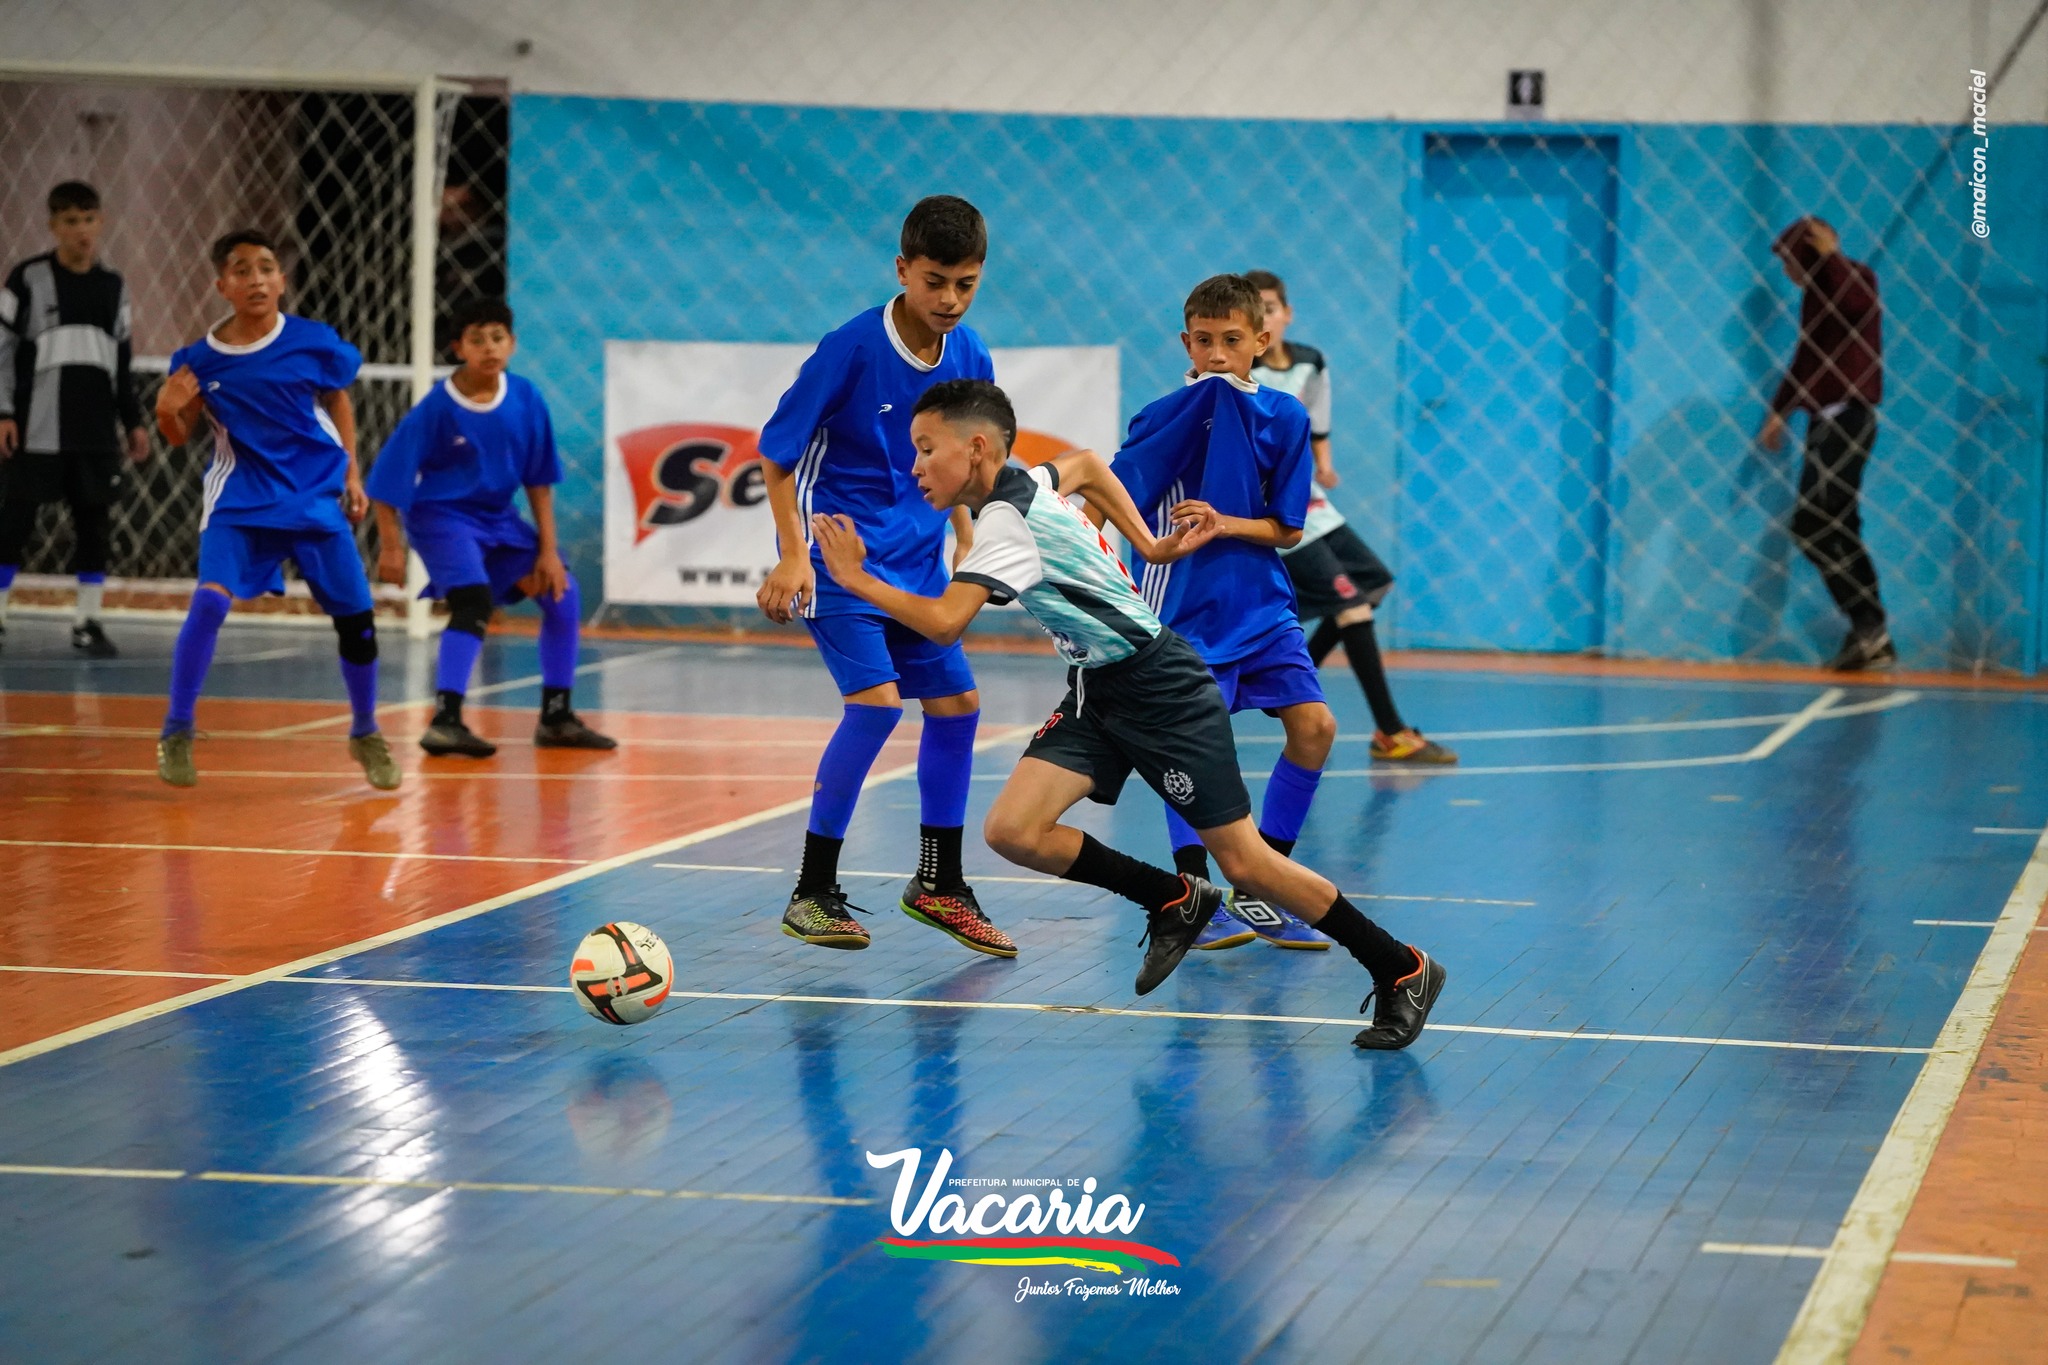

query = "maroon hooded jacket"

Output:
[[1770, 220, 1883, 415]]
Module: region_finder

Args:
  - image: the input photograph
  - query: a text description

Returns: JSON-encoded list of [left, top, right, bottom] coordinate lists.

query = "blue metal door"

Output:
[[1397, 134, 1619, 651]]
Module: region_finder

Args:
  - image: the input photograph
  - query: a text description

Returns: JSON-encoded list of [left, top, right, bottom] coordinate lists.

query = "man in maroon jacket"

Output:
[[1758, 216, 1892, 670]]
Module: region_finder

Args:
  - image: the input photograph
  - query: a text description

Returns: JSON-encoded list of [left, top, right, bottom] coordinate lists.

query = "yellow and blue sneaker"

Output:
[[1230, 896, 1332, 950], [1193, 903, 1257, 951]]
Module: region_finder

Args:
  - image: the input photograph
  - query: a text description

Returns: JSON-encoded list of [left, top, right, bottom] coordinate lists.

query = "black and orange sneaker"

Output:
[[1370, 729, 1459, 765], [900, 878, 1017, 958], [1353, 947, 1447, 1051], [781, 885, 870, 950], [1135, 876, 1224, 996]]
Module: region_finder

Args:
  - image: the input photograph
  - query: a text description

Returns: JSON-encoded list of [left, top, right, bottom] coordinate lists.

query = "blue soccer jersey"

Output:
[[1111, 372, 1314, 666], [168, 313, 362, 532], [758, 300, 995, 617], [366, 372, 562, 516]]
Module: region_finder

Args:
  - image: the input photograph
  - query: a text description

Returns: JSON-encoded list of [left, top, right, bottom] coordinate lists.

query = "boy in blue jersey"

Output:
[[753, 196, 1006, 959], [367, 298, 614, 756], [1112, 274, 1336, 953], [810, 379, 1446, 1048], [152, 230, 399, 790]]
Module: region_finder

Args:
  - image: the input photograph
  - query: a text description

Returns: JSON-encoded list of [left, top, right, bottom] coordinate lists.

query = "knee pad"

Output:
[[444, 584, 495, 639], [333, 610, 378, 664]]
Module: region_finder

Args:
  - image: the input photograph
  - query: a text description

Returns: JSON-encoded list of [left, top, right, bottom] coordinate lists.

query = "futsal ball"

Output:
[[570, 922, 674, 1026]]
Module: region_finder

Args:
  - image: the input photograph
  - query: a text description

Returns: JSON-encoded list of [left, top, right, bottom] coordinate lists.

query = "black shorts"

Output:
[[1, 449, 124, 511], [1022, 628, 1252, 830], [1285, 524, 1393, 619]]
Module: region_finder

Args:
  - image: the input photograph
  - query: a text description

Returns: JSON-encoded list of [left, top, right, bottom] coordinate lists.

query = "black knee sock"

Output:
[[918, 823, 965, 889], [541, 686, 572, 721], [797, 831, 843, 896], [1173, 844, 1211, 881], [1065, 833, 1186, 911], [1306, 617, 1342, 667], [1338, 619, 1406, 735], [1315, 894, 1415, 989], [434, 689, 464, 726], [1262, 831, 1296, 858]]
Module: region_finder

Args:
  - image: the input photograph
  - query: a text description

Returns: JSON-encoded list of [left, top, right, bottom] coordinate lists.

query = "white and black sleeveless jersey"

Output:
[[0, 253, 141, 455]]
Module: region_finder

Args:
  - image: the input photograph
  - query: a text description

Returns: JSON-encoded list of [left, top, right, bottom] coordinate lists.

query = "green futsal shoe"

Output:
[[781, 885, 870, 949], [349, 732, 404, 791], [157, 730, 198, 788]]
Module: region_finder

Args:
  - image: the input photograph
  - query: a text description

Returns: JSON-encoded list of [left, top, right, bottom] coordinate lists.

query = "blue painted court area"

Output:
[[2, 626, 2044, 1364]]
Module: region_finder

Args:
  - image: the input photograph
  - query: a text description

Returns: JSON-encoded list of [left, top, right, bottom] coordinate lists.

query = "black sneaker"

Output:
[[781, 885, 871, 950], [1354, 947, 1447, 1051], [534, 712, 618, 749], [419, 718, 498, 758], [1826, 626, 1896, 672], [1134, 876, 1224, 996], [71, 620, 118, 658]]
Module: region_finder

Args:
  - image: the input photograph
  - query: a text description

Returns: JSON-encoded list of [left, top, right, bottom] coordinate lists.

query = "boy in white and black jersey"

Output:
[[0, 183, 152, 656], [809, 378, 1447, 1051], [1247, 270, 1455, 765]]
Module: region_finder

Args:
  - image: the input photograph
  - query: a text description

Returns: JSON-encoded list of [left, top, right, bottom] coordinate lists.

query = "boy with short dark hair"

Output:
[[1245, 269, 1455, 766], [753, 195, 1007, 959], [1111, 273, 1335, 953], [153, 229, 399, 791], [811, 378, 1446, 1049], [367, 298, 614, 755], [0, 181, 152, 656]]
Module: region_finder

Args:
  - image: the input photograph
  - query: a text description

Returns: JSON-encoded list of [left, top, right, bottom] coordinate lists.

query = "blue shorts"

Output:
[[1209, 623, 1326, 715], [406, 504, 540, 605], [804, 612, 976, 700], [197, 521, 374, 617]]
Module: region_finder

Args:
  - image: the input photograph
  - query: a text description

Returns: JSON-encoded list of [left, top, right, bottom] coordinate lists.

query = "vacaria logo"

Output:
[[867, 1147, 1181, 1290]]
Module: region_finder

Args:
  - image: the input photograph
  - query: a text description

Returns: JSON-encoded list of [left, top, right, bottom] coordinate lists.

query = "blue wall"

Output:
[[510, 96, 2047, 670]]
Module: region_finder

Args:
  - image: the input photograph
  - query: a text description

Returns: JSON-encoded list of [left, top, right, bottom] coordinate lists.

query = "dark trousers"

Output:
[[0, 451, 118, 575], [1790, 402, 1885, 631]]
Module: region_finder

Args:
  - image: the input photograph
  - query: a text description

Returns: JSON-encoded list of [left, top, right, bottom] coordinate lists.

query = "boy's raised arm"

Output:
[[811, 512, 990, 646], [1051, 448, 1216, 564]]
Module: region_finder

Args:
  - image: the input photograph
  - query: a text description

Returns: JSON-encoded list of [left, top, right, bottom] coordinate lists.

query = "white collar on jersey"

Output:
[[882, 295, 944, 373], [205, 311, 287, 355], [443, 372, 508, 412], [1183, 369, 1260, 392]]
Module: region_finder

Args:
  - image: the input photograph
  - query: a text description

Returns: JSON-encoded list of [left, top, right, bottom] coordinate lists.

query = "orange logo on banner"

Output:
[[614, 423, 767, 544]]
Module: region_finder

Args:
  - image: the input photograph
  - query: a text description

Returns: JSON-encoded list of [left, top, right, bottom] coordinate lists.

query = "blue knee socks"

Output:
[[809, 703, 903, 839], [917, 709, 979, 888], [164, 589, 231, 736], [436, 627, 484, 697], [1259, 754, 1324, 852], [538, 574, 580, 691]]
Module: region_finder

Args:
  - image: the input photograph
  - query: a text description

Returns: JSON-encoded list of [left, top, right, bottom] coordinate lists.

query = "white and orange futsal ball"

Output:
[[569, 922, 673, 1025]]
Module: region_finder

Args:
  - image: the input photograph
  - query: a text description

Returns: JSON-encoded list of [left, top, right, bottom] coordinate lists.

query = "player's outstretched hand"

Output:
[[1149, 503, 1223, 562], [529, 547, 570, 601], [810, 514, 870, 588], [341, 475, 369, 526], [757, 550, 815, 624]]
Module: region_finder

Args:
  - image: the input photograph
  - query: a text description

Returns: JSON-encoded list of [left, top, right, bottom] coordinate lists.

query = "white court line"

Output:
[[1703, 1243, 2017, 1268], [275, 977, 1927, 1055], [0, 1164, 870, 1206], [1234, 690, 1919, 745], [258, 645, 687, 737], [647, 862, 1537, 906], [1773, 823, 2048, 1365], [1913, 920, 1998, 928], [0, 838, 588, 865], [0, 965, 235, 980], [0, 767, 816, 783], [0, 724, 1032, 1071], [0, 646, 306, 671], [1974, 827, 2041, 836]]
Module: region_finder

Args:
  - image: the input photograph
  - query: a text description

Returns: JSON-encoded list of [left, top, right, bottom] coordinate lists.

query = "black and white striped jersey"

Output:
[[0, 253, 142, 455]]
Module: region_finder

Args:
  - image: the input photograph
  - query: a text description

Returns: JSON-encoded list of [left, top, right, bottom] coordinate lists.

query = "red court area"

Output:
[[0, 691, 894, 1052]]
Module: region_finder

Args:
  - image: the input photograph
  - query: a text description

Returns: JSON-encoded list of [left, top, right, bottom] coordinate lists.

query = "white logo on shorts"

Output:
[[1163, 769, 1195, 806]]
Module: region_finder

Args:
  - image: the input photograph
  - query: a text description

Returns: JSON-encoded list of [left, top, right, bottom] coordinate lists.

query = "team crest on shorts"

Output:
[[1162, 769, 1196, 805], [1333, 573, 1358, 600], [1035, 712, 1063, 740]]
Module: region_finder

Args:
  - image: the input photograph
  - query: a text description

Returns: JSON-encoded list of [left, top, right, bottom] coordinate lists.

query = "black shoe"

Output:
[[1134, 876, 1224, 996], [1354, 948, 1447, 1051], [534, 712, 617, 749], [71, 620, 118, 658], [1826, 626, 1895, 672], [418, 718, 498, 758]]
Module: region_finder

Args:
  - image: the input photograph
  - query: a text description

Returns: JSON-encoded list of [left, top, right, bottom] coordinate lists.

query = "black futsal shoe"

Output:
[[534, 711, 618, 749], [1354, 948, 1447, 1051], [71, 620, 118, 657], [1135, 876, 1224, 996], [419, 717, 498, 758], [1826, 626, 1896, 672]]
